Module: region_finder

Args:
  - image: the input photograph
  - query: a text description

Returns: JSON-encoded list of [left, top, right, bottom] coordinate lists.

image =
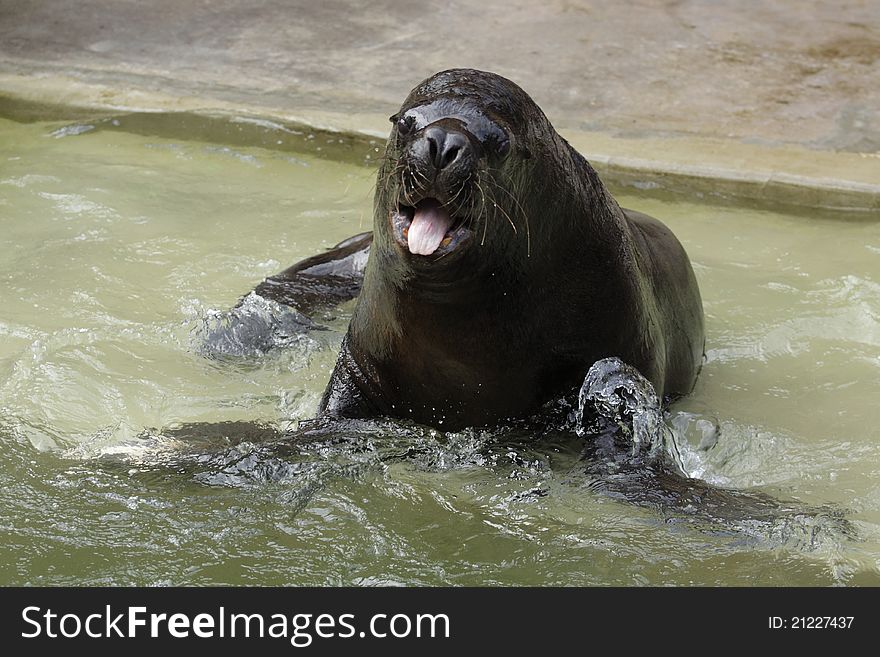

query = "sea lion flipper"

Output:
[[199, 232, 372, 358], [254, 231, 373, 314]]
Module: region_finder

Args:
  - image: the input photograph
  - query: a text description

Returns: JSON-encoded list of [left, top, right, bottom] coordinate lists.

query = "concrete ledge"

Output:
[[572, 133, 880, 212], [2, 71, 878, 213]]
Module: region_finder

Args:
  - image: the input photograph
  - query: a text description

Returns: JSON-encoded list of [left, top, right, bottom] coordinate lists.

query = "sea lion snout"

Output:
[[406, 120, 478, 189]]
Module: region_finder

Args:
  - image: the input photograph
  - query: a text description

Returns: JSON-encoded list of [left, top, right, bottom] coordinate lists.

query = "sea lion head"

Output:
[[374, 69, 562, 276]]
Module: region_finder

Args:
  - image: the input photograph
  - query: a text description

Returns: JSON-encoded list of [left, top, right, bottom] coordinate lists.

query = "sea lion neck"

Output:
[[363, 237, 522, 310]]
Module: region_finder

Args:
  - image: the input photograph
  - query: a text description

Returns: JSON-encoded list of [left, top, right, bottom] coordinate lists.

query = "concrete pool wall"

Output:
[[1, 0, 878, 212]]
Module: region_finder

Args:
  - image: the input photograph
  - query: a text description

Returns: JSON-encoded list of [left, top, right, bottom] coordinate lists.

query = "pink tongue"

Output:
[[408, 201, 452, 255]]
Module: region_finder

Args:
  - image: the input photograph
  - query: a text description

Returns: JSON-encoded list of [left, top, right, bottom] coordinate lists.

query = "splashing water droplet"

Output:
[[575, 357, 694, 474]]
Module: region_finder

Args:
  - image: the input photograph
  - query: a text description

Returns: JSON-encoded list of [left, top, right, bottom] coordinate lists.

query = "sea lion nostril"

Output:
[[427, 131, 439, 168], [424, 126, 469, 171], [440, 136, 465, 169], [440, 143, 459, 169]]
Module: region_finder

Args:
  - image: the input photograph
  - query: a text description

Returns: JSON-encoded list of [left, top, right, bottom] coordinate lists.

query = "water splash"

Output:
[[574, 358, 854, 554], [196, 292, 318, 358], [577, 357, 675, 464], [50, 124, 95, 138], [576, 358, 725, 483]]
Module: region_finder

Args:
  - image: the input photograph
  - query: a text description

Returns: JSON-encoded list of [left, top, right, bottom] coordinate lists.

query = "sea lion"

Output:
[[184, 73, 861, 534], [318, 68, 704, 429], [217, 68, 705, 431]]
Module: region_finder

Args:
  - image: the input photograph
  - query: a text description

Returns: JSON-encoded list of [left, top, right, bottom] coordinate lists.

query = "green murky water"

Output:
[[1, 114, 879, 586]]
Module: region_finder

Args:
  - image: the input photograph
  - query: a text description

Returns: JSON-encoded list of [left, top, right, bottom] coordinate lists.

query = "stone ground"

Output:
[[1, 0, 878, 209]]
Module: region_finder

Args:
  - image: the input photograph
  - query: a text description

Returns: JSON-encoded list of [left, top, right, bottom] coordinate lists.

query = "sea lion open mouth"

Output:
[[392, 198, 472, 257]]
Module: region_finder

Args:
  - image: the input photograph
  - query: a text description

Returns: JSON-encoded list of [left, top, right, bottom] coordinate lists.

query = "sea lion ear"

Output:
[[389, 113, 399, 123]]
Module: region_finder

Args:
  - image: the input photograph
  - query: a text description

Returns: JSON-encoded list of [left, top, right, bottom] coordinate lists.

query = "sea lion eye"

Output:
[[394, 114, 415, 137], [485, 131, 511, 160]]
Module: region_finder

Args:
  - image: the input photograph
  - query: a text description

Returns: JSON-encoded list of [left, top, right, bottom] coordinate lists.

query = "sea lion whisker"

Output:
[[487, 186, 518, 236], [412, 167, 430, 186], [525, 210, 531, 257], [476, 179, 489, 246], [468, 186, 480, 227], [375, 163, 396, 196], [483, 174, 530, 256], [455, 186, 475, 221], [403, 167, 418, 207], [446, 176, 470, 209], [381, 161, 405, 201], [482, 171, 528, 222], [431, 245, 457, 262], [457, 185, 478, 231]]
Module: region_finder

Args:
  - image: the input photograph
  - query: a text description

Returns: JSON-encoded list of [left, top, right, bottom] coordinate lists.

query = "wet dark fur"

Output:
[[318, 69, 705, 429]]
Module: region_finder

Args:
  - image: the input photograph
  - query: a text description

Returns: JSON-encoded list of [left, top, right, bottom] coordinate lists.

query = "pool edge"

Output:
[[1, 72, 878, 213]]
